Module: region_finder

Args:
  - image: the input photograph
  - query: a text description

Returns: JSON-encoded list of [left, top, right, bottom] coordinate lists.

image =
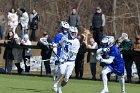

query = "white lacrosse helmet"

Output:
[[101, 36, 115, 47], [69, 26, 78, 39], [60, 21, 70, 29], [24, 34, 29, 41]]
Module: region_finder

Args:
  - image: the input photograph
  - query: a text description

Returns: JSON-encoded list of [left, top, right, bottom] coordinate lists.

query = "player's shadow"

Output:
[[8, 87, 53, 93]]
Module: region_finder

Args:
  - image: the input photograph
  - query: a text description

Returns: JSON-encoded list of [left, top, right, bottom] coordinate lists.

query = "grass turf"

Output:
[[0, 74, 139, 93]]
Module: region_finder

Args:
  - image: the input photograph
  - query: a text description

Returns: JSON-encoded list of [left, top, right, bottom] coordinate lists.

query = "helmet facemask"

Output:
[[69, 26, 78, 39], [62, 27, 69, 35], [101, 36, 114, 48], [60, 21, 70, 35], [69, 32, 77, 39], [101, 37, 109, 48]]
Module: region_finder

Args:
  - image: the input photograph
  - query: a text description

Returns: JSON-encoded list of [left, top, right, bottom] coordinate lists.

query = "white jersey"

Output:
[[59, 35, 80, 62]]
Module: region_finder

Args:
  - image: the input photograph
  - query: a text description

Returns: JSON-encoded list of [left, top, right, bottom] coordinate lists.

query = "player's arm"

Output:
[[53, 33, 63, 43], [101, 56, 114, 64], [96, 54, 114, 64], [96, 48, 110, 55], [96, 47, 114, 64]]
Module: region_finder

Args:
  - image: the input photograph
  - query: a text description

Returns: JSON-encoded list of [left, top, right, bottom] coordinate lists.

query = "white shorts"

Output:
[[59, 62, 75, 82]]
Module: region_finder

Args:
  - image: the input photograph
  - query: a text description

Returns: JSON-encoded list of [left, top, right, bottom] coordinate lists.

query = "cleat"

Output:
[[57, 87, 62, 93], [100, 89, 109, 93], [121, 91, 126, 93], [52, 84, 57, 92]]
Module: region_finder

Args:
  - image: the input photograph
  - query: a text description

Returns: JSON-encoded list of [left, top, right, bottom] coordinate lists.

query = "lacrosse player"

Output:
[[53, 26, 80, 93], [52, 21, 70, 80], [96, 36, 126, 93]]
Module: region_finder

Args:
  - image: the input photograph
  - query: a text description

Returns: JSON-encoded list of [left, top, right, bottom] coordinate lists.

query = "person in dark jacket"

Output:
[[3, 31, 14, 73], [29, 9, 40, 41], [75, 35, 87, 78], [38, 32, 52, 76], [68, 8, 80, 28], [12, 33, 23, 74], [91, 7, 105, 46], [120, 33, 133, 83], [133, 35, 140, 84], [21, 34, 32, 73]]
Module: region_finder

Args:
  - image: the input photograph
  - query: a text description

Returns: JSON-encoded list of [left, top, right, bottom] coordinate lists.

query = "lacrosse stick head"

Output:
[[118, 33, 128, 43]]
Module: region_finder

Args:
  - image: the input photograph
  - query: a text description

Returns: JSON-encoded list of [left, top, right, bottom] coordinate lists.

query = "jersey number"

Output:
[[64, 42, 72, 53]]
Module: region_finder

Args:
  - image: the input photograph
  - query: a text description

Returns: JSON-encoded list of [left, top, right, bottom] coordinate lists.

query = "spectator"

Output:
[[75, 35, 87, 79], [0, 11, 6, 39], [68, 8, 80, 28], [133, 35, 140, 84], [21, 34, 32, 73], [3, 31, 14, 73], [0, 11, 6, 53], [81, 29, 91, 44], [12, 33, 23, 74], [29, 9, 40, 41], [91, 7, 105, 46], [7, 8, 18, 34], [119, 33, 133, 83], [18, 8, 29, 39], [87, 37, 98, 80], [38, 32, 52, 76]]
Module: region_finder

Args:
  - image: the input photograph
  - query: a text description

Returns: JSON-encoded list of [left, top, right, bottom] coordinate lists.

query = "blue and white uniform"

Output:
[[53, 26, 80, 93], [106, 45, 124, 76], [58, 34, 80, 81], [53, 33, 64, 57], [52, 21, 70, 63], [96, 36, 125, 93], [52, 21, 70, 82]]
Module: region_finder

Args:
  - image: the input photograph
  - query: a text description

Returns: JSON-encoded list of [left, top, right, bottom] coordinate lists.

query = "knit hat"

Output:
[[24, 34, 29, 40], [43, 32, 48, 35]]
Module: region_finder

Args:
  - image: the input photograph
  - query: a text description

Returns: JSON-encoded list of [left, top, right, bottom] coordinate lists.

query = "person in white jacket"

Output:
[[7, 8, 18, 34], [19, 8, 29, 39]]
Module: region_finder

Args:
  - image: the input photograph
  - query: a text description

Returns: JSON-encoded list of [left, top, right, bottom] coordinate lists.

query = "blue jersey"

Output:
[[53, 33, 63, 56], [108, 45, 125, 76]]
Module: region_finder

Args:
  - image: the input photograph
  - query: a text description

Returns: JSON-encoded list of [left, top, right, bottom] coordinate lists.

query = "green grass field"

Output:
[[0, 74, 139, 93]]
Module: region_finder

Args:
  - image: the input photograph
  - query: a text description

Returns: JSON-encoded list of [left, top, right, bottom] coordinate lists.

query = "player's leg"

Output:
[[118, 75, 126, 93], [53, 63, 66, 92], [52, 65, 59, 81], [100, 66, 112, 93], [57, 62, 75, 93], [51, 56, 59, 81]]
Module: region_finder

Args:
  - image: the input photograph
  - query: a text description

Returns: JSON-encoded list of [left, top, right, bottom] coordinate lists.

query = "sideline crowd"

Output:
[[0, 7, 140, 87]]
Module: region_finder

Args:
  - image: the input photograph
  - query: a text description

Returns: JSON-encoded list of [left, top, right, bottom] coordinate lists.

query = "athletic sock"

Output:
[[118, 75, 125, 92]]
